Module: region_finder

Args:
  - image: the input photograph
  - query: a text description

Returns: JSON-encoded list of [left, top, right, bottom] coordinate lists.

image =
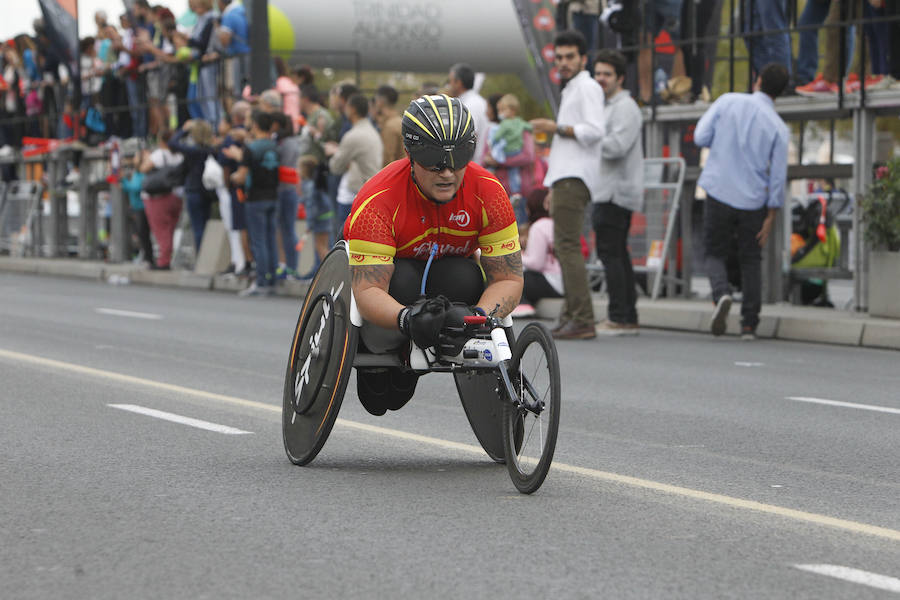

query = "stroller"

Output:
[[790, 191, 845, 307]]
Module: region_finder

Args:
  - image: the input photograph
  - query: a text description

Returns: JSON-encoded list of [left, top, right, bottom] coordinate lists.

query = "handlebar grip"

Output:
[[463, 315, 487, 325]]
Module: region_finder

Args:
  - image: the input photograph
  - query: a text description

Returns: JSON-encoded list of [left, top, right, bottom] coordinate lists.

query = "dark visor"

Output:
[[408, 140, 476, 171]]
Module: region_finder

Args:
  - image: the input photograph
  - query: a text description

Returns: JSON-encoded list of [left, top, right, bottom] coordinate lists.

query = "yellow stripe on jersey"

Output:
[[348, 239, 396, 258], [397, 228, 440, 252], [479, 222, 520, 256], [349, 253, 395, 266], [478, 175, 505, 191], [348, 189, 390, 231]]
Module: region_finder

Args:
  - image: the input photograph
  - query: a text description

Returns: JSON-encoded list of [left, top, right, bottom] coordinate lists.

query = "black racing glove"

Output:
[[398, 295, 451, 350], [437, 304, 483, 357]]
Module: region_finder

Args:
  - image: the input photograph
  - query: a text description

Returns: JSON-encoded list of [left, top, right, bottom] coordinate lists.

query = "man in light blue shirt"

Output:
[[694, 63, 790, 339], [217, 0, 250, 99]]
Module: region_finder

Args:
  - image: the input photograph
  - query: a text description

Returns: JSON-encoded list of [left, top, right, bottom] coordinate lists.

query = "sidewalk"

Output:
[[2, 256, 898, 351]]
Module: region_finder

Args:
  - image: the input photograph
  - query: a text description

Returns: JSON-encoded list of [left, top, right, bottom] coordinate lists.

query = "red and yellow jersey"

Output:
[[343, 160, 520, 266]]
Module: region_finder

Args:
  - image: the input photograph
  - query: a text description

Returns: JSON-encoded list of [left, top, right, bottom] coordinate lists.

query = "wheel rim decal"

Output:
[[314, 326, 350, 437]]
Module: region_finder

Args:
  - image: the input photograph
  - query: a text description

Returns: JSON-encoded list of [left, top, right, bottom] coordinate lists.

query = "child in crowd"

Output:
[[299, 155, 333, 275], [229, 110, 280, 297], [488, 94, 532, 197], [120, 153, 154, 267]]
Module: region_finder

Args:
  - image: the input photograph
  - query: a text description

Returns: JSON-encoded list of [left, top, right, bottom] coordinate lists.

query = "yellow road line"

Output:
[[3, 347, 899, 543]]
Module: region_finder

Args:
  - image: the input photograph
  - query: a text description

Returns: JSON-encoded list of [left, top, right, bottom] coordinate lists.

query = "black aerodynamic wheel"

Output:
[[282, 244, 358, 466], [501, 322, 561, 494]]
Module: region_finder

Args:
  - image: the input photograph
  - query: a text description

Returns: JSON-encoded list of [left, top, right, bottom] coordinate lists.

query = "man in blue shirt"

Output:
[[217, 0, 250, 100], [694, 63, 790, 340]]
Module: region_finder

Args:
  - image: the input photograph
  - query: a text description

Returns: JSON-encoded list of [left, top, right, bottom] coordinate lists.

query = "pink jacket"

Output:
[[481, 129, 538, 197]]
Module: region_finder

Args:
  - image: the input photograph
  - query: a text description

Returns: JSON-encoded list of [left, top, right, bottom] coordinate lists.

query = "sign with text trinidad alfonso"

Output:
[[511, 0, 561, 114]]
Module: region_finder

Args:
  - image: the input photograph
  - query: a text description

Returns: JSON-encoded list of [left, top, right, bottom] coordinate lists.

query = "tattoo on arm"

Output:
[[495, 295, 519, 317], [350, 264, 393, 291], [481, 251, 523, 286]]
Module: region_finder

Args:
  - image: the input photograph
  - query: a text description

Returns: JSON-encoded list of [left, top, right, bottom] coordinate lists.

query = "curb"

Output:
[[534, 297, 900, 351], [1, 257, 897, 351]]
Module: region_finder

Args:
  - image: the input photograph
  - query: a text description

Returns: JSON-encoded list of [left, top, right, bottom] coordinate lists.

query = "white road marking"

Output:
[[108, 404, 252, 435], [794, 564, 900, 593], [734, 361, 764, 367], [2, 347, 900, 542], [96, 308, 163, 320], [786, 396, 900, 415]]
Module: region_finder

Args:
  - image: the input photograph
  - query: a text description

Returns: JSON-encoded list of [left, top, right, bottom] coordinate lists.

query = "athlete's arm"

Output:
[[350, 264, 405, 330], [478, 250, 524, 318]]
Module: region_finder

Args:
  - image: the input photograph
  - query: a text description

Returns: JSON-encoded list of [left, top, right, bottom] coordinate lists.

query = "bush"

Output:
[[861, 157, 900, 252]]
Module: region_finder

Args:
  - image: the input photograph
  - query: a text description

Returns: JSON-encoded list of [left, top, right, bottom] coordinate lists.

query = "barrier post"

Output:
[[46, 154, 68, 257], [108, 182, 128, 263]]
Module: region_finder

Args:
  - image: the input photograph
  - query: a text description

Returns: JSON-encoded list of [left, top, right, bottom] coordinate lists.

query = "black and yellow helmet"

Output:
[[402, 94, 477, 171]]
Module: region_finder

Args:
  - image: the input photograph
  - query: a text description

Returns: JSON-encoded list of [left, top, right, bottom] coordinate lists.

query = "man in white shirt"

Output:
[[447, 63, 489, 165], [530, 29, 606, 340]]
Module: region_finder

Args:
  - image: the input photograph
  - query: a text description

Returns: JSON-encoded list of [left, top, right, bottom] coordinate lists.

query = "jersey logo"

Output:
[[448, 210, 470, 227]]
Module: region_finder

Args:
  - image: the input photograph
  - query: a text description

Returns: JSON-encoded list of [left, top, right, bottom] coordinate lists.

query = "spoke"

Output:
[[519, 413, 539, 460], [527, 345, 546, 388]]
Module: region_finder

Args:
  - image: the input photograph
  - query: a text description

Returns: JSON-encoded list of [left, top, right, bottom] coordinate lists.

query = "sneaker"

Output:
[[595, 320, 639, 336], [238, 282, 266, 297], [796, 74, 837, 97], [843, 72, 862, 94], [510, 303, 536, 318], [552, 321, 596, 340], [741, 326, 756, 341], [866, 74, 895, 90], [217, 264, 236, 277], [710, 294, 732, 337]]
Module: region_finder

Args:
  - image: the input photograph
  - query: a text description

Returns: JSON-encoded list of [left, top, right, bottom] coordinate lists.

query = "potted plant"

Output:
[[861, 157, 900, 318]]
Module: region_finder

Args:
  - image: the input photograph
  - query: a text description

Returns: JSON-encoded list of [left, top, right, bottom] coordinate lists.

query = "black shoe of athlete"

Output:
[[356, 368, 419, 416]]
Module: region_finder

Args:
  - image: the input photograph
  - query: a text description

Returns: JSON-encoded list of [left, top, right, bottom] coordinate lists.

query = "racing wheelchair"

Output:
[[282, 241, 561, 494]]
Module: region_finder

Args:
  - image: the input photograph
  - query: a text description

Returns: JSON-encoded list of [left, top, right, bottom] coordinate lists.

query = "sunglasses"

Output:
[[409, 140, 475, 172]]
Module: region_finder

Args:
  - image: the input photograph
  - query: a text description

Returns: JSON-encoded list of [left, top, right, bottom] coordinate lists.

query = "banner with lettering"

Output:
[[510, 0, 560, 114], [38, 0, 78, 71]]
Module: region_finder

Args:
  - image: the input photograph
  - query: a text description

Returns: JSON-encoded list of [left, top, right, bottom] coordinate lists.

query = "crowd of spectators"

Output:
[[558, 0, 900, 103]]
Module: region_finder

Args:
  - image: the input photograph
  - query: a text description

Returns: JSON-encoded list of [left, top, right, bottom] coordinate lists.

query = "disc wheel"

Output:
[[501, 322, 560, 494], [282, 244, 358, 466]]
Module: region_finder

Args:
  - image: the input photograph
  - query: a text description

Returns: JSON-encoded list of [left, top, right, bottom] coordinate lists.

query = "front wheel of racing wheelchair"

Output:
[[282, 241, 561, 493]]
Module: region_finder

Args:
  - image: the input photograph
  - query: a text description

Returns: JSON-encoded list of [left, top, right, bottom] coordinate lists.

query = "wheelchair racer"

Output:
[[344, 94, 524, 416]]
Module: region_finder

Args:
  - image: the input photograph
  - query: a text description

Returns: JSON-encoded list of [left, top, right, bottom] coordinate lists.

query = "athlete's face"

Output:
[[412, 161, 467, 204]]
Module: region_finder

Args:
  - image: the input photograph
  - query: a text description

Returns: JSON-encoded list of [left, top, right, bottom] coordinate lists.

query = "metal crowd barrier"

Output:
[[587, 157, 687, 301]]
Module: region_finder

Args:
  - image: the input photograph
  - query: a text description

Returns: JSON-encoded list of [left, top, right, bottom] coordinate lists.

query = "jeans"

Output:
[[245, 199, 278, 287], [550, 178, 594, 326], [187, 82, 203, 121], [703, 196, 767, 330], [277, 186, 299, 271], [743, 0, 792, 76], [797, 0, 855, 84], [125, 78, 146, 139], [185, 190, 213, 250], [592, 202, 638, 325], [197, 63, 220, 128]]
